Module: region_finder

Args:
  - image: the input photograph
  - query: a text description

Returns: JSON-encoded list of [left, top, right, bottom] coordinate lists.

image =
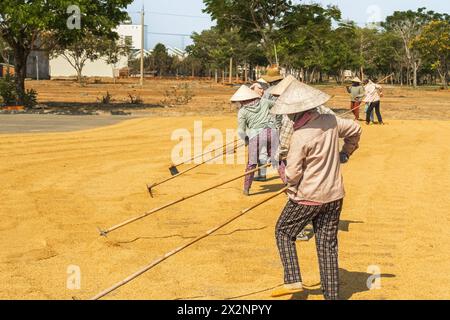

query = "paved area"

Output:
[[0, 114, 139, 134]]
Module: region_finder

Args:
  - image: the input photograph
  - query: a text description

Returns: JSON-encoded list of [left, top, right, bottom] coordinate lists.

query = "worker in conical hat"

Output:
[[261, 65, 284, 86], [346, 76, 365, 121], [270, 81, 362, 300], [270, 76, 335, 182], [270, 76, 336, 241], [230, 85, 279, 196]]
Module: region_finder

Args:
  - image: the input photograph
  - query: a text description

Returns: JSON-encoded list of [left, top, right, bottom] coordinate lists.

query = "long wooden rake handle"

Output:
[[100, 162, 273, 236], [148, 142, 245, 195], [90, 186, 288, 300], [171, 139, 238, 168]]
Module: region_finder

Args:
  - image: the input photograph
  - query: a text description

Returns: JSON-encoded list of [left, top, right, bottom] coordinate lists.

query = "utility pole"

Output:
[[35, 54, 39, 81], [140, 6, 145, 87], [229, 57, 233, 84], [274, 44, 279, 66]]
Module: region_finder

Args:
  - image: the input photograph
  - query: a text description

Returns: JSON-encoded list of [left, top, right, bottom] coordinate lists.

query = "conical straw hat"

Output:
[[351, 77, 362, 83], [261, 65, 284, 83], [271, 75, 297, 96], [257, 78, 268, 84], [230, 85, 261, 102], [271, 81, 331, 115]]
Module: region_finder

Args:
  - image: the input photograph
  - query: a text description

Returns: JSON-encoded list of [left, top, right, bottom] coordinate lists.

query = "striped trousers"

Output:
[[275, 199, 343, 300]]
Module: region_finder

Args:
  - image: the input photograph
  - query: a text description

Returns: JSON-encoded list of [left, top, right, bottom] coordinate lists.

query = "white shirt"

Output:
[[363, 81, 382, 103]]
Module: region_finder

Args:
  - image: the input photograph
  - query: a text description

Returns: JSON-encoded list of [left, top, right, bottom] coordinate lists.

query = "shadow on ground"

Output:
[[289, 268, 396, 300]]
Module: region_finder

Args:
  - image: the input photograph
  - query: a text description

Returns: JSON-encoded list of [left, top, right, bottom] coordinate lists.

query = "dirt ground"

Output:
[[0, 80, 449, 300], [27, 78, 450, 120]]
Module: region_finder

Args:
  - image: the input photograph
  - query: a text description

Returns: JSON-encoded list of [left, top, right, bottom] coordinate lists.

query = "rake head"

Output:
[[97, 227, 108, 237], [146, 183, 156, 198], [169, 165, 180, 176]]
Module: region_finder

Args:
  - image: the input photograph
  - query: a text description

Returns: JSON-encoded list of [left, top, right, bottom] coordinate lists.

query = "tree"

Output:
[[52, 32, 132, 84], [277, 3, 341, 82], [188, 26, 267, 80], [0, 36, 11, 63], [203, 0, 293, 63], [0, 0, 132, 103], [383, 8, 448, 87], [151, 43, 173, 77], [412, 20, 450, 88]]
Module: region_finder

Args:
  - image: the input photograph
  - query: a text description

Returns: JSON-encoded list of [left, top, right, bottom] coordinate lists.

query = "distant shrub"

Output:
[[128, 93, 143, 105], [160, 83, 194, 107], [98, 91, 112, 104], [22, 89, 38, 109]]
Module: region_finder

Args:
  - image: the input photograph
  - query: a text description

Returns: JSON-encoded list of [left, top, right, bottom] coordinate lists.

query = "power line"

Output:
[[128, 11, 210, 19], [148, 32, 191, 37]]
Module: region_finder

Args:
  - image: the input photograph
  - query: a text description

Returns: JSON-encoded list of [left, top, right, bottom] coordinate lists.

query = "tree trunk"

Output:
[[413, 61, 418, 88], [13, 45, 30, 105], [229, 57, 233, 84], [77, 68, 83, 85]]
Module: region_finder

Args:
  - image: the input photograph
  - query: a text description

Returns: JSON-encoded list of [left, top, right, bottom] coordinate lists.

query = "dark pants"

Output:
[[366, 101, 383, 124], [275, 199, 343, 300]]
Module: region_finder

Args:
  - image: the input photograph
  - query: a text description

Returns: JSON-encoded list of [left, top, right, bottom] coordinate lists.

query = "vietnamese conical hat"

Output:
[[271, 75, 297, 96], [257, 78, 268, 84], [271, 81, 331, 115], [351, 77, 362, 83], [261, 65, 284, 83], [230, 85, 261, 102]]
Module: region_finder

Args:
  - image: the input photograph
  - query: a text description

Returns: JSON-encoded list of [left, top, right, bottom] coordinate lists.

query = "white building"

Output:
[[116, 24, 148, 51], [49, 24, 147, 78]]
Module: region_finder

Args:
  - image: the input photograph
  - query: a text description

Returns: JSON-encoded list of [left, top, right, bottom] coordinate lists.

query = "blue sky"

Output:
[[127, 0, 449, 50]]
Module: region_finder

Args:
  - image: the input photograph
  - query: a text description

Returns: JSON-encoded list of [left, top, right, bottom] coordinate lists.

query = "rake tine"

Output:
[[168, 165, 179, 176], [147, 142, 245, 197], [97, 226, 108, 238], [146, 183, 155, 198]]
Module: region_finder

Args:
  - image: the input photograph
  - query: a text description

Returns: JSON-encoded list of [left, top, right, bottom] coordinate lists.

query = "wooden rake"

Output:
[[90, 186, 288, 300]]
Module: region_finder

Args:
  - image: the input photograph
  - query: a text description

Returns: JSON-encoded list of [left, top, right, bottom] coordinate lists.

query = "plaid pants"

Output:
[[275, 199, 343, 300], [244, 128, 274, 191]]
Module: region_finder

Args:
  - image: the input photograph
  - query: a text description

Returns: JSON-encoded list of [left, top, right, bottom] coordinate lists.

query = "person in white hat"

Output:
[[271, 76, 335, 180], [345, 77, 365, 121], [269, 76, 336, 242], [270, 81, 362, 300], [230, 85, 279, 196]]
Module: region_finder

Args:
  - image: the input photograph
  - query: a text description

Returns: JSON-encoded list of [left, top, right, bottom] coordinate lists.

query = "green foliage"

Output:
[[0, 74, 38, 108], [0, 74, 17, 106], [188, 27, 267, 70], [197, 1, 449, 86], [0, 0, 133, 101], [412, 20, 450, 87], [22, 89, 38, 109], [203, 0, 293, 62]]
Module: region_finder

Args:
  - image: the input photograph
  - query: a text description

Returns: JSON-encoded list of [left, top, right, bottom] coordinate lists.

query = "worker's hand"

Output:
[[340, 152, 349, 164]]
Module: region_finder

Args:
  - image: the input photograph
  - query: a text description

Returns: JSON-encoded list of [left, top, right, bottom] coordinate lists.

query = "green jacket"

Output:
[[238, 98, 277, 140], [347, 85, 365, 102]]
